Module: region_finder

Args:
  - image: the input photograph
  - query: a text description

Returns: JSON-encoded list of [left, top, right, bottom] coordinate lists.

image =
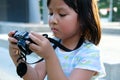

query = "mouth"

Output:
[[51, 27, 58, 33]]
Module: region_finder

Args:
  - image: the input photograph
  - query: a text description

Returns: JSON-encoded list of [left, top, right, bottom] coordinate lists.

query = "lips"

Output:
[[51, 27, 58, 33]]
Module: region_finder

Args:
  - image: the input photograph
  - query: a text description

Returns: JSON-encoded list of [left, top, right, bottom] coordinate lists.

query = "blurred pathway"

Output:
[[0, 47, 23, 80]]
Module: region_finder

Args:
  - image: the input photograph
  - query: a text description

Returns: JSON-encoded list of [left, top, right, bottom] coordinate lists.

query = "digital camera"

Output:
[[13, 31, 34, 55]]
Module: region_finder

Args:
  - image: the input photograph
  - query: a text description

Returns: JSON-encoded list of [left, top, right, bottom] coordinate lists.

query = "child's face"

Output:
[[48, 0, 80, 40]]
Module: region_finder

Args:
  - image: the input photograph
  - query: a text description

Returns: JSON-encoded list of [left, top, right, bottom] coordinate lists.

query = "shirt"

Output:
[[54, 40, 105, 79]]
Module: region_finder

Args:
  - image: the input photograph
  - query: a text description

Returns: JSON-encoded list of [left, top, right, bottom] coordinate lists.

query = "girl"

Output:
[[8, 0, 105, 80]]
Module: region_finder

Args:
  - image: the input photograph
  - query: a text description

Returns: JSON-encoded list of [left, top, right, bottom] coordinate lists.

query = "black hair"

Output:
[[47, 0, 101, 45]]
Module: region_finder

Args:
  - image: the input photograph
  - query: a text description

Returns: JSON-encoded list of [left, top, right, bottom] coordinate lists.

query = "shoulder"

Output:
[[75, 40, 104, 74], [79, 40, 100, 56], [83, 40, 99, 50], [75, 40, 101, 70]]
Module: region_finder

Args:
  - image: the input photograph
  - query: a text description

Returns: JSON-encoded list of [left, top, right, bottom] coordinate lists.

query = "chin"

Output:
[[53, 34, 60, 39]]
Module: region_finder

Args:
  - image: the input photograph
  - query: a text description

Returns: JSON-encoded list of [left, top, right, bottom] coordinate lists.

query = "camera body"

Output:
[[13, 31, 34, 55]]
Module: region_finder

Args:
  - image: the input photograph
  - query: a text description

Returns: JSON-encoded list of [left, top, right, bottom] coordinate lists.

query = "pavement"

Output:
[[99, 34, 120, 63], [0, 47, 23, 80], [0, 21, 120, 80]]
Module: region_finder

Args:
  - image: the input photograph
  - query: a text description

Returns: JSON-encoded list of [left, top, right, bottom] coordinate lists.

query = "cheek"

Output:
[[59, 24, 78, 39], [60, 19, 79, 34]]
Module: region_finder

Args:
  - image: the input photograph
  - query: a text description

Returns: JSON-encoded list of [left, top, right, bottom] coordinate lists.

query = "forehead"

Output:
[[48, 0, 68, 10], [48, 0, 65, 5]]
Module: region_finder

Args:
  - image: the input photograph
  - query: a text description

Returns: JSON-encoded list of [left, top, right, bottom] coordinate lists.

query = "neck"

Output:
[[61, 35, 81, 50]]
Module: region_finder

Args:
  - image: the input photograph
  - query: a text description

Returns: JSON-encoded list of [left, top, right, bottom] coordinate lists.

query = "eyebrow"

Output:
[[49, 6, 68, 11]]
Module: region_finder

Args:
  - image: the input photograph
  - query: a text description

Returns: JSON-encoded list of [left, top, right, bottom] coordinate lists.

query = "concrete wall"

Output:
[[7, 0, 29, 22], [103, 63, 120, 80], [0, 0, 41, 23], [0, 0, 7, 21], [0, 22, 50, 34]]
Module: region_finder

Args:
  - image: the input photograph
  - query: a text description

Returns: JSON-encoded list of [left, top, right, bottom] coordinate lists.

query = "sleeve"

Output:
[[75, 45, 106, 78]]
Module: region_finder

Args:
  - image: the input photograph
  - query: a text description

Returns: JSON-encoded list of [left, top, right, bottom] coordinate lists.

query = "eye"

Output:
[[49, 13, 53, 16], [59, 14, 66, 17]]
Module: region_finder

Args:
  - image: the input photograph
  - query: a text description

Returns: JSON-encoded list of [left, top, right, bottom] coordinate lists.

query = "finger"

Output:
[[15, 50, 19, 55], [29, 43, 40, 52], [26, 40, 31, 48], [30, 32, 45, 41], [9, 47, 20, 56], [26, 40, 40, 53], [29, 33, 42, 45], [8, 37, 18, 43], [8, 31, 16, 37], [9, 43, 19, 49]]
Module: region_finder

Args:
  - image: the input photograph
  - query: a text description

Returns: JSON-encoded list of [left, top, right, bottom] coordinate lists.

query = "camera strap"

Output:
[[44, 34, 84, 52], [29, 35, 84, 63], [17, 34, 84, 64], [16, 34, 84, 78]]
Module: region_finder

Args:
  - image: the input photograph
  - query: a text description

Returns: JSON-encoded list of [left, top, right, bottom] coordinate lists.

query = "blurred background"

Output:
[[0, 0, 120, 80]]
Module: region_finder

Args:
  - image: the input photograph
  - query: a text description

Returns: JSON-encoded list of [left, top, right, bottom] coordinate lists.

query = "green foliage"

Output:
[[98, 0, 110, 8], [39, 0, 43, 20], [112, 0, 120, 21], [98, 0, 110, 17], [98, 0, 120, 21]]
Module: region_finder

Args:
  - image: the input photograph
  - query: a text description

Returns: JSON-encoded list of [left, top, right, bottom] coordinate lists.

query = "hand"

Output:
[[8, 31, 20, 57], [28, 32, 55, 60]]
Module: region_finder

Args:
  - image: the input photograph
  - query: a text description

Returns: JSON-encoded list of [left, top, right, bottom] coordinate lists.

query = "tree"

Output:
[[112, 0, 120, 21], [98, 0, 110, 17]]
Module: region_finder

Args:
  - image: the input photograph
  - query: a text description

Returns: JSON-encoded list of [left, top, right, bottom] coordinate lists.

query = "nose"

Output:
[[49, 14, 58, 25]]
